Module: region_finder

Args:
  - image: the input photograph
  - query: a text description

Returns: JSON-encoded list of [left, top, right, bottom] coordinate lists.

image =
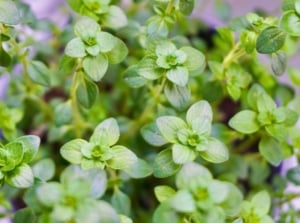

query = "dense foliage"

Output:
[[1, 0, 300, 222]]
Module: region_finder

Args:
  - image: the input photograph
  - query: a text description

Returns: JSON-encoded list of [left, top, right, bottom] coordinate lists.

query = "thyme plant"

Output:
[[0, 0, 300, 222]]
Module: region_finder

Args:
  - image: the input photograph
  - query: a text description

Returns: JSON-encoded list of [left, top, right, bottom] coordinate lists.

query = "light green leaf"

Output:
[[265, 124, 287, 141], [106, 38, 128, 64], [6, 163, 34, 188], [280, 10, 300, 36], [14, 135, 40, 163], [97, 32, 117, 53], [154, 185, 176, 202], [123, 158, 153, 179], [199, 138, 229, 163], [91, 118, 120, 146], [288, 67, 300, 85], [229, 110, 260, 134], [74, 16, 100, 40], [111, 189, 131, 216], [123, 65, 147, 88], [181, 46, 205, 71], [251, 190, 271, 216], [153, 203, 179, 223], [27, 61, 51, 86], [271, 51, 287, 76], [60, 139, 87, 164], [256, 26, 286, 54], [153, 148, 181, 178], [76, 75, 99, 108], [4, 142, 23, 167], [172, 144, 196, 164], [95, 201, 120, 223], [208, 61, 224, 80], [259, 136, 282, 166], [32, 158, 55, 181], [0, 0, 20, 25], [186, 100, 213, 127], [166, 66, 189, 86], [103, 6, 127, 29], [164, 83, 190, 110], [36, 182, 63, 207], [65, 37, 86, 58], [51, 204, 74, 222], [176, 162, 212, 189], [220, 183, 243, 216], [141, 123, 167, 146], [54, 101, 72, 126], [138, 57, 162, 80], [120, 215, 133, 223], [83, 54, 108, 82], [208, 180, 229, 203], [170, 190, 196, 213], [156, 116, 187, 143], [108, 146, 138, 170], [296, 0, 300, 15]]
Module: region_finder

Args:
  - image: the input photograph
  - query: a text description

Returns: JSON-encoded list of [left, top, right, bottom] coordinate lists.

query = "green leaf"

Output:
[[181, 46, 205, 71], [199, 138, 229, 163], [229, 110, 260, 134], [97, 32, 117, 53], [156, 116, 187, 143], [95, 201, 120, 223], [296, 0, 300, 15], [220, 183, 243, 216], [280, 11, 300, 36], [141, 123, 167, 146], [259, 136, 282, 166], [287, 166, 300, 185], [76, 75, 99, 108], [14, 135, 40, 163], [170, 190, 196, 213], [208, 61, 224, 79], [67, 0, 82, 12], [153, 203, 179, 223], [123, 65, 147, 88], [6, 163, 34, 188], [111, 189, 131, 216], [13, 208, 36, 223], [123, 158, 153, 178], [91, 118, 120, 146], [138, 57, 162, 80], [106, 38, 128, 64], [60, 139, 87, 164], [54, 101, 72, 126], [83, 54, 108, 82], [32, 158, 55, 181], [36, 182, 63, 207], [0, 44, 11, 67], [27, 60, 51, 86], [108, 146, 138, 170], [271, 51, 287, 76], [4, 142, 23, 168], [265, 124, 287, 141], [0, 0, 20, 25], [179, 0, 195, 15], [120, 215, 133, 223], [288, 67, 300, 85], [164, 83, 190, 110], [65, 37, 86, 58], [103, 6, 128, 29], [256, 26, 286, 54], [251, 190, 271, 215], [74, 17, 100, 38], [186, 100, 213, 127], [172, 144, 196, 164], [154, 185, 176, 202], [153, 148, 181, 178], [166, 66, 189, 86], [52, 204, 74, 222]]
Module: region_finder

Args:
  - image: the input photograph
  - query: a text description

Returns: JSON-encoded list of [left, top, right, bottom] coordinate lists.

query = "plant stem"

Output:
[[222, 42, 245, 68]]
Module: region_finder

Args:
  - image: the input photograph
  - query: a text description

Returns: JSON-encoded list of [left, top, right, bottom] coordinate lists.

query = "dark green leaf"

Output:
[[76, 75, 99, 108], [256, 26, 286, 54], [153, 149, 181, 178], [179, 0, 194, 15], [13, 208, 36, 223], [27, 61, 51, 86], [0, 44, 11, 67], [271, 52, 287, 76], [287, 166, 300, 185]]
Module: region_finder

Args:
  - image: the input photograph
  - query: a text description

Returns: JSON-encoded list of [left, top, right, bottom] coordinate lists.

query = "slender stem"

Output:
[[222, 42, 245, 68], [165, 0, 174, 14]]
